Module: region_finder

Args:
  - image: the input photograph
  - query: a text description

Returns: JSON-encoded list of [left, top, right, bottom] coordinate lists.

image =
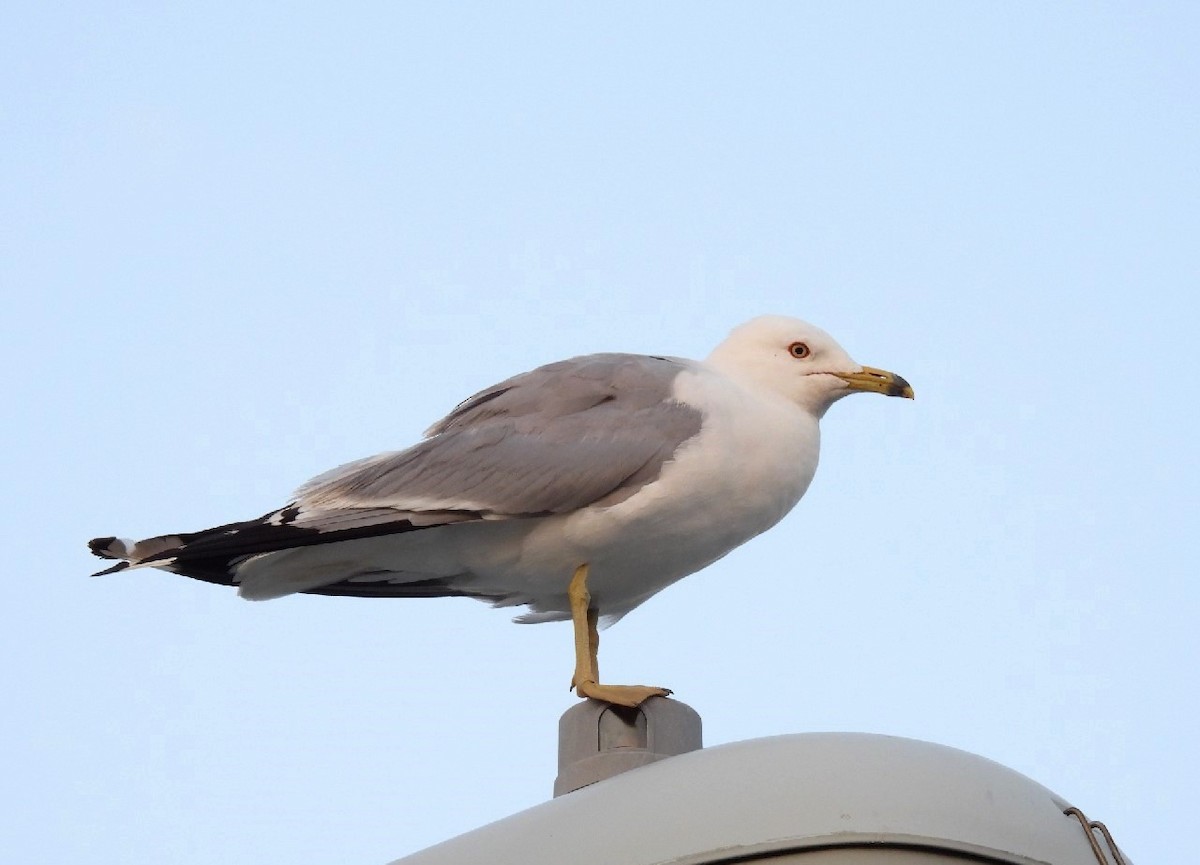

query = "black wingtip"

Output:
[[88, 536, 119, 558], [91, 560, 131, 577]]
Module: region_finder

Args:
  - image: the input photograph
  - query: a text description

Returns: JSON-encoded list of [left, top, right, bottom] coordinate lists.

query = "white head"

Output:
[[706, 315, 914, 417]]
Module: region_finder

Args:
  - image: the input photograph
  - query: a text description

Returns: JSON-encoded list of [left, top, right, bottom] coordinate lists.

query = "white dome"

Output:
[[393, 732, 1123, 864]]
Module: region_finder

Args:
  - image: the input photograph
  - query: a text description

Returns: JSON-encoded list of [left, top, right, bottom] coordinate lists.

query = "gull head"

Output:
[[706, 315, 915, 417]]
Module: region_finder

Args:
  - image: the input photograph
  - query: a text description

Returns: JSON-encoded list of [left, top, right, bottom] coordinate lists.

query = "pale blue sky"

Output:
[[3, 4, 1196, 863]]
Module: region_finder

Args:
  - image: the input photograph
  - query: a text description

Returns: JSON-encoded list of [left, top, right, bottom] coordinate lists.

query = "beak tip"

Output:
[[892, 375, 915, 400], [836, 368, 915, 399]]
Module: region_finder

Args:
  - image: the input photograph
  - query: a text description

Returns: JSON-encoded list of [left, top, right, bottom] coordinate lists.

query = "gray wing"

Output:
[[87, 353, 704, 596], [295, 353, 704, 517]]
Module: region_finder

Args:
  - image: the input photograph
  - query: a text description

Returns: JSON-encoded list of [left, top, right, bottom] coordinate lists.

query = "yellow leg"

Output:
[[588, 607, 600, 683], [568, 563, 672, 708]]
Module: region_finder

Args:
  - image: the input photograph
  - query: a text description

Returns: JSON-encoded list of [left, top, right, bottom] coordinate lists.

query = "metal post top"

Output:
[[554, 697, 703, 796]]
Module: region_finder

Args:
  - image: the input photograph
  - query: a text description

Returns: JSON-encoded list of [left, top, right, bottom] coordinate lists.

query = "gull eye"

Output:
[[788, 342, 811, 359]]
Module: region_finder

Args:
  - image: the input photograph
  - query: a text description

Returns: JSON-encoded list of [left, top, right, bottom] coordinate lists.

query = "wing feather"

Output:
[[296, 353, 704, 516], [89, 352, 705, 596]]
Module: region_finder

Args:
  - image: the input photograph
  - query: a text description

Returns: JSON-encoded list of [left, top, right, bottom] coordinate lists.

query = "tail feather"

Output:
[[86, 506, 488, 597], [88, 533, 189, 576], [91, 559, 131, 576], [88, 536, 132, 560]]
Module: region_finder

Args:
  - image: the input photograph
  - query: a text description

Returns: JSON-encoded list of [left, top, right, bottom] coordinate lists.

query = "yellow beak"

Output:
[[833, 366, 915, 399]]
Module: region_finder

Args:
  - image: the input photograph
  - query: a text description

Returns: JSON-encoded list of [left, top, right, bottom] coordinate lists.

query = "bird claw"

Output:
[[572, 679, 673, 708]]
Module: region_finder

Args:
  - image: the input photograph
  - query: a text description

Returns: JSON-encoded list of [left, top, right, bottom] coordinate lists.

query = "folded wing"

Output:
[[90, 352, 705, 597]]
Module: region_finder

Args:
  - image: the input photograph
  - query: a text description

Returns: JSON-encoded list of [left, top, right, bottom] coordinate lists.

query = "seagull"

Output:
[[90, 316, 913, 707]]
